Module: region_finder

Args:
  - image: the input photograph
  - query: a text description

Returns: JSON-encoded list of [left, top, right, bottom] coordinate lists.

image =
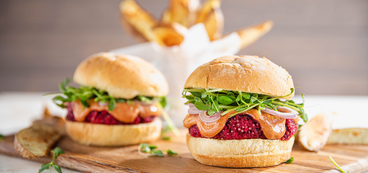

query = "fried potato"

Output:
[[327, 128, 368, 145], [200, 8, 224, 41], [234, 20, 273, 49], [298, 113, 334, 152], [153, 23, 186, 46], [195, 0, 221, 24], [162, 0, 200, 28], [14, 124, 63, 159], [119, 0, 158, 42]]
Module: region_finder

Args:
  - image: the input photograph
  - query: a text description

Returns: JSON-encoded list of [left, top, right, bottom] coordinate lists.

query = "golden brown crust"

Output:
[[184, 55, 294, 99], [73, 52, 169, 99], [186, 133, 294, 167], [65, 118, 162, 146]]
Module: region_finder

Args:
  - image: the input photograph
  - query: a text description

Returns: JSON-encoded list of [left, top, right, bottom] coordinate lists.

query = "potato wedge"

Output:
[[234, 20, 273, 49], [119, 0, 158, 42], [327, 128, 368, 145], [200, 8, 224, 41], [298, 113, 334, 152], [153, 23, 186, 46], [14, 124, 63, 159], [163, 0, 200, 27], [195, 0, 221, 24]]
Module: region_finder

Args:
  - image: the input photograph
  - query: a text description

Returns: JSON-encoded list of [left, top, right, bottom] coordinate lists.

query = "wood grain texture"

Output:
[[0, 129, 368, 173]]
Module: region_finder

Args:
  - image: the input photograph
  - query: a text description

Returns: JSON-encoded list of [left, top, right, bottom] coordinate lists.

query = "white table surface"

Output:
[[1, 92, 368, 172]]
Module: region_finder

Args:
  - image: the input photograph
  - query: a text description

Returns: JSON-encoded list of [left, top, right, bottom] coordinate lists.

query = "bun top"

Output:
[[184, 55, 294, 99], [74, 52, 169, 99]]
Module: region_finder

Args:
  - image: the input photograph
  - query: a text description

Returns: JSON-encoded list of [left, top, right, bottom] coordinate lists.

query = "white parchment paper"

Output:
[[111, 23, 241, 126]]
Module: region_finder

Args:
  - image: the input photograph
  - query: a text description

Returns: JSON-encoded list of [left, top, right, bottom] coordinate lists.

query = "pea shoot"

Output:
[[139, 143, 177, 157], [38, 147, 64, 173], [182, 88, 307, 123], [51, 78, 167, 111]]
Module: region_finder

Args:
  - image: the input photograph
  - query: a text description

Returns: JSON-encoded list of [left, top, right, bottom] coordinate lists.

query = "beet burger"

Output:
[[182, 55, 307, 167], [53, 52, 169, 146]]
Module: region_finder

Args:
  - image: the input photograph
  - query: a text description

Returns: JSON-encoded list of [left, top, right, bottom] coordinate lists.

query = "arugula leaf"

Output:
[[167, 149, 177, 156], [285, 157, 294, 164]]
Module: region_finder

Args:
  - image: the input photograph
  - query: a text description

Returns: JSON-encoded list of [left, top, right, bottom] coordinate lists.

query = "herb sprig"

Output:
[[51, 78, 167, 111], [285, 157, 294, 164], [38, 147, 64, 173], [139, 143, 177, 157], [182, 88, 307, 123], [329, 156, 349, 173]]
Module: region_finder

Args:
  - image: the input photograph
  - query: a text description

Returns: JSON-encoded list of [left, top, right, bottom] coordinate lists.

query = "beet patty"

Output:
[[188, 113, 297, 140]]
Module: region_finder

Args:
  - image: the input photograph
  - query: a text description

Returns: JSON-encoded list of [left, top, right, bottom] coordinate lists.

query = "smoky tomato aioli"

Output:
[[66, 99, 162, 124], [183, 109, 299, 140]]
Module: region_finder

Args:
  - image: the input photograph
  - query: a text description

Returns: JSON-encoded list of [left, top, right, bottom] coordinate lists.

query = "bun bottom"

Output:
[[65, 118, 162, 146], [186, 133, 294, 167]]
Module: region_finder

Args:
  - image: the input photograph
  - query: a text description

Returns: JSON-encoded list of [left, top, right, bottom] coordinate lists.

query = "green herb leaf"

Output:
[[138, 96, 152, 104], [218, 96, 234, 105], [39, 147, 64, 173], [152, 150, 164, 157], [38, 163, 50, 173], [285, 157, 294, 164], [108, 97, 116, 111], [158, 96, 168, 108], [329, 156, 349, 173], [161, 136, 171, 140], [242, 93, 251, 99], [167, 149, 177, 156], [52, 147, 64, 157], [190, 92, 202, 97], [194, 99, 210, 111], [0, 134, 4, 140], [53, 165, 62, 173], [182, 88, 308, 124], [58, 78, 70, 93], [52, 78, 168, 111]]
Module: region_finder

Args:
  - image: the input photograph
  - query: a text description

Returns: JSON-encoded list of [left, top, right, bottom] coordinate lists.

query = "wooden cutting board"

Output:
[[1, 128, 368, 173]]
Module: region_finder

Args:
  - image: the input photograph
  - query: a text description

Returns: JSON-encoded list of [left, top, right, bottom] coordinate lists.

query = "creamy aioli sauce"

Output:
[[72, 100, 162, 123], [183, 109, 299, 139]]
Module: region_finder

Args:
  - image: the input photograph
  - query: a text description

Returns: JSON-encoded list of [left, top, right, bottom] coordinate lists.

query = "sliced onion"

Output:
[[98, 101, 108, 107], [199, 111, 221, 123], [261, 106, 298, 119], [185, 103, 200, 114]]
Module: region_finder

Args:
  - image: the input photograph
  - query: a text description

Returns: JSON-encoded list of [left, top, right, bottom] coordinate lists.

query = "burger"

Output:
[[182, 55, 307, 167], [52, 52, 169, 146]]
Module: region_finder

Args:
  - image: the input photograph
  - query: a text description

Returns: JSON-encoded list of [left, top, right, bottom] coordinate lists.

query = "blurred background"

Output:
[[0, 0, 367, 95]]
